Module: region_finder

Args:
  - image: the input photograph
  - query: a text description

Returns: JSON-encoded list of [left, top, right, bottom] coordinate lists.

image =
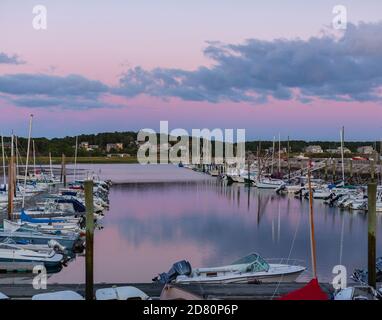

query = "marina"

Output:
[[0, 107, 382, 302]]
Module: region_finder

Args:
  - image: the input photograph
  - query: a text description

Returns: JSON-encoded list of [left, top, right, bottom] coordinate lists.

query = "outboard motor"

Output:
[[153, 260, 192, 284], [48, 239, 66, 253]]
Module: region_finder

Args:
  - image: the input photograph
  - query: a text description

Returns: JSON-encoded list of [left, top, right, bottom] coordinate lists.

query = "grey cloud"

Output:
[[117, 22, 382, 103], [0, 73, 117, 110], [0, 52, 24, 65], [0, 74, 108, 97]]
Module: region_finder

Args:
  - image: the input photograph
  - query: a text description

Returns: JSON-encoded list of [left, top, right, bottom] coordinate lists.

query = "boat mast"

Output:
[[33, 139, 36, 176], [7, 134, 14, 219], [271, 136, 275, 175], [340, 126, 345, 185], [1, 134, 5, 185], [15, 135, 19, 178], [22, 114, 33, 209], [74, 136, 78, 181], [49, 152, 53, 179], [278, 133, 281, 175], [307, 159, 318, 279]]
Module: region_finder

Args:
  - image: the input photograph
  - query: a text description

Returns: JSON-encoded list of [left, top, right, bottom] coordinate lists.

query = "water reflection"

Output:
[[48, 177, 381, 284]]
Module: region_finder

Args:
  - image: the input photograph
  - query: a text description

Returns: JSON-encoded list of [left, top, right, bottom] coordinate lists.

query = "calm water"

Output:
[[2, 164, 382, 285]]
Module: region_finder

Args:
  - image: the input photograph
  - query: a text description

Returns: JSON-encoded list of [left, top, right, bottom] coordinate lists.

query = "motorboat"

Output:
[[256, 178, 285, 190], [334, 286, 382, 300], [154, 253, 305, 284], [0, 242, 65, 273]]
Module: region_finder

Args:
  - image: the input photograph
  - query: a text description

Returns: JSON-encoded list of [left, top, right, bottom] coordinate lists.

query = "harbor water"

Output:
[[2, 164, 382, 285]]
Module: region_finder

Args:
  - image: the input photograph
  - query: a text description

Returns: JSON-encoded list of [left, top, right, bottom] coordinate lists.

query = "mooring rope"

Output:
[[270, 207, 302, 300]]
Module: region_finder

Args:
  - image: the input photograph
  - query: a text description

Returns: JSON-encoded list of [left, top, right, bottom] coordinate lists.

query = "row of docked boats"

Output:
[[0, 177, 111, 274], [184, 162, 382, 212]]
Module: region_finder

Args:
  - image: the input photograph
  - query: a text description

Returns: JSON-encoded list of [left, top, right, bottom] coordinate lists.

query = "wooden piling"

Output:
[[367, 181, 377, 288], [84, 180, 94, 300]]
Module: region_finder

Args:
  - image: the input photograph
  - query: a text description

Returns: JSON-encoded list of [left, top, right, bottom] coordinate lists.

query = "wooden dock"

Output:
[[0, 282, 334, 300]]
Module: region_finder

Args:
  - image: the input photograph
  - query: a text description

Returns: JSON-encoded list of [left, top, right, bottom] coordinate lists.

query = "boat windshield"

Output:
[[232, 253, 259, 265], [232, 253, 270, 272]]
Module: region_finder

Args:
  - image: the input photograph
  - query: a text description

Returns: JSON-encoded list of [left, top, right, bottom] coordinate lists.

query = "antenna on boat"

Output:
[[340, 126, 345, 186], [307, 159, 318, 279], [22, 114, 33, 209]]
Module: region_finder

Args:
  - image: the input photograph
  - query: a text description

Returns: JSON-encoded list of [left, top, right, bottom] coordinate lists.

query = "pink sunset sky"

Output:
[[0, 0, 382, 140]]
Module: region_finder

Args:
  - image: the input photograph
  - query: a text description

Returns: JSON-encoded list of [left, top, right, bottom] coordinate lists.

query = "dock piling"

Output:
[[85, 180, 94, 300], [367, 181, 377, 288]]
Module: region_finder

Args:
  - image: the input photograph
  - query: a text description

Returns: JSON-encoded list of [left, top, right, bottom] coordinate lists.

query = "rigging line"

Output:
[[270, 208, 302, 300]]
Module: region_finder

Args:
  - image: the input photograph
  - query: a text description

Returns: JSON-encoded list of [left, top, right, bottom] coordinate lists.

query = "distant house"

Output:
[[305, 145, 323, 153], [79, 142, 89, 149], [88, 145, 99, 151], [326, 147, 351, 154], [106, 143, 123, 152], [357, 146, 374, 154]]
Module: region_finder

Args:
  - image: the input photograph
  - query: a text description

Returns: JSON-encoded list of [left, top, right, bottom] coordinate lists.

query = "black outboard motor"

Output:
[[153, 260, 192, 284]]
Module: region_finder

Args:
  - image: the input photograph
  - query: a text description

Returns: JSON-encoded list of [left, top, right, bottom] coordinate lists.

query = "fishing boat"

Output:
[[154, 253, 305, 284]]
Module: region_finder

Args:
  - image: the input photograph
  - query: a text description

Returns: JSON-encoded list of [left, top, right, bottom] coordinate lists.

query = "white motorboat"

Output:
[[256, 178, 285, 189], [334, 286, 382, 300], [313, 189, 332, 199], [155, 253, 305, 285], [0, 242, 64, 272]]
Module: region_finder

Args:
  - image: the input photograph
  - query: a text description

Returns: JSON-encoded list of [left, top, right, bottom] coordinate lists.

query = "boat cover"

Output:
[[20, 210, 66, 224]]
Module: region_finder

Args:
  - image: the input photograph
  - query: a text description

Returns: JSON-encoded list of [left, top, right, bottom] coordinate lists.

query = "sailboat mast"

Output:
[[7, 134, 14, 219], [15, 135, 19, 178], [271, 136, 275, 175], [1, 134, 5, 185], [278, 133, 281, 174], [307, 159, 318, 278], [33, 139, 36, 176], [340, 126, 345, 185], [74, 136, 78, 181], [49, 152, 53, 179], [22, 114, 33, 208]]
